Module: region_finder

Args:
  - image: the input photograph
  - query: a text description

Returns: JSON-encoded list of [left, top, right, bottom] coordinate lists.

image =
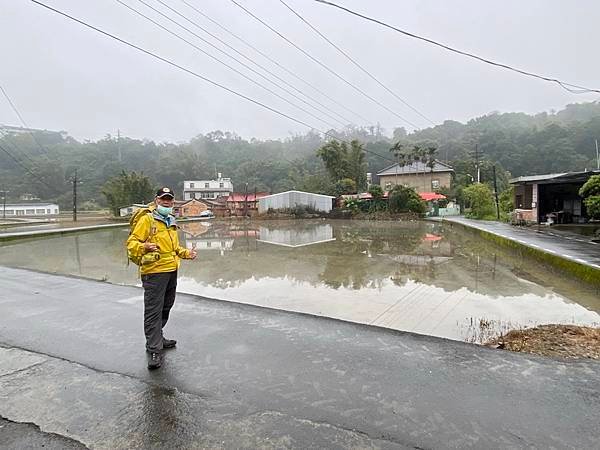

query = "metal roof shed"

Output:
[[258, 191, 335, 213]]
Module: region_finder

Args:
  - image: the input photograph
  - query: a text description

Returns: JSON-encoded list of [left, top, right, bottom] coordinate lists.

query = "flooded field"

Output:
[[0, 220, 598, 342]]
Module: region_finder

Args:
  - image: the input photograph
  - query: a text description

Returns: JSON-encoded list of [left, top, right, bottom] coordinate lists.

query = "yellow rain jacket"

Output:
[[126, 209, 191, 275]]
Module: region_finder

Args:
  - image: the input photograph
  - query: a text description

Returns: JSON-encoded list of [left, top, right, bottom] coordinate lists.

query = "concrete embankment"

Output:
[[437, 216, 600, 286]]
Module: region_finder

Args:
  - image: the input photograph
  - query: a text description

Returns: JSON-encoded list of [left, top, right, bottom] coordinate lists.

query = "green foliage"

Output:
[[498, 186, 514, 221], [583, 196, 600, 220], [579, 175, 600, 220], [101, 171, 154, 216], [334, 178, 357, 196], [368, 184, 384, 200], [388, 185, 426, 214], [579, 175, 600, 197], [316, 139, 366, 190], [463, 183, 496, 219], [343, 198, 360, 212]]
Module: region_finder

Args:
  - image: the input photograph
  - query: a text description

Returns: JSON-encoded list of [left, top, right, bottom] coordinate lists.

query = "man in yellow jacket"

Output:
[[127, 187, 197, 369]]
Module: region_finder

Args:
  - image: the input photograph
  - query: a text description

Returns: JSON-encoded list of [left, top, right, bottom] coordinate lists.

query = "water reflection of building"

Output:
[[179, 222, 236, 255], [257, 224, 335, 248]]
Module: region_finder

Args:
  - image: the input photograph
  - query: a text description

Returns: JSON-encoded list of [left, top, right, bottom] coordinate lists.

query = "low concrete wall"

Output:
[[442, 219, 600, 287], [0, 218, 207, 243]]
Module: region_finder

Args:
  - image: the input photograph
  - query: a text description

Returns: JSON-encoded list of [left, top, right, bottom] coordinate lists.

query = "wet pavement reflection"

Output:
[[0, 219, 598, 342]]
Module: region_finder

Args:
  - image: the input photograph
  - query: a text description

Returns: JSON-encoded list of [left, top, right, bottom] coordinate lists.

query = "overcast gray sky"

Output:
[[1, 0, 599, 142]]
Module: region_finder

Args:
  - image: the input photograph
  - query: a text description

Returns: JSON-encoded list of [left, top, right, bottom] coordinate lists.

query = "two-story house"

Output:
[[377, 161, 454, 193], [182, 174, 233, 201]]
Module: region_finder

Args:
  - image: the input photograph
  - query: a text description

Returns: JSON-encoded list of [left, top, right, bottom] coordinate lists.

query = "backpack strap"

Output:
[[147, 212, 157, 239]]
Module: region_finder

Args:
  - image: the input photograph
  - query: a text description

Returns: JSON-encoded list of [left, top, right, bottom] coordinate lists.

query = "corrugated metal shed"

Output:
[[258, 191, 335, 213]]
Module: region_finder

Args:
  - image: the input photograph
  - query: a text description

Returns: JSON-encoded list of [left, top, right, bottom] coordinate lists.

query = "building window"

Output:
[[26, 209, 35, 215], [5, 209, 14, 215], [219, 182, 224, 188], [190, 182, 195, 189], [516, 195, 523, 208], [205, 183, 209, 188], [36, 209, 45, 214], [385, 182, 392, 190], [431, 179, 440, 190], [46, 209, 51, 214]]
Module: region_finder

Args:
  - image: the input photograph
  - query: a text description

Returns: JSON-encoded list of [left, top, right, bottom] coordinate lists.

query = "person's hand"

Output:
[[189, 249, 197, 260], [144, 242, 158, 252]]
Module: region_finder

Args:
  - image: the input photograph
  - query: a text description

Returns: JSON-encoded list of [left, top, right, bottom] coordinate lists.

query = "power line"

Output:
[[314, 0, 600, 95], [152, 0, 349, 128], [30, 0, 394, 164], [0, 85, 51, 155], [147, 0, 346, 128], [0, 143, 56, 192], [0, 129, 38, 166], [178, 0, 362, 126], [118, 0, 339, 129], [0, 132, 64, 190], [230, 0, 420, 129], [278, 0, 435, 127]]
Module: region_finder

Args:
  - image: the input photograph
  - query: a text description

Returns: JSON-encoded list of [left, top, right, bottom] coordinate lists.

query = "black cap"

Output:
[[156, 187, 175, 198]]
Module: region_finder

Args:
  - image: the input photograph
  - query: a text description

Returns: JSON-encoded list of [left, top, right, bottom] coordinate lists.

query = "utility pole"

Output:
[[596, 139, 599, 170], [0, 189, 8, 219], [474, 144, 481, 183], [243, 182, 249, 217], [493, 165, 500, 220], [117, 129, 122, 162], [69, 170, 81, 222]]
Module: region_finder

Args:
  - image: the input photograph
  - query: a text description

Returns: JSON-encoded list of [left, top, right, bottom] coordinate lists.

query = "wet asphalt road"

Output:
[[0, 266, 599, 449]]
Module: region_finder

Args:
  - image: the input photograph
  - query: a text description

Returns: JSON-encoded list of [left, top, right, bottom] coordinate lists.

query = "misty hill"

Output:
[[1, 101, 599, 209]]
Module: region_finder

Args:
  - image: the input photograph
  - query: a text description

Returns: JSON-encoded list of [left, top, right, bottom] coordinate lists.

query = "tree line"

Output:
[[1, 101, 598, 211]]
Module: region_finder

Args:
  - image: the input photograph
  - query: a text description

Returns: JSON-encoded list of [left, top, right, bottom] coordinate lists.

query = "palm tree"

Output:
[[389, 142, 406, 188], [425, 145, 438, 191], [410, 144, 424, 192]]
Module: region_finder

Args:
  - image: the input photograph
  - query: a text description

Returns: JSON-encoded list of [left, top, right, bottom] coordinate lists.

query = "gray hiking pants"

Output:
[[141, 271, 178, 352]]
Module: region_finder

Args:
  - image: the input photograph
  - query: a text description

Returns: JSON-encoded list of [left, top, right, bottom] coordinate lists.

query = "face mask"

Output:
[[157, 205, 173, 217]]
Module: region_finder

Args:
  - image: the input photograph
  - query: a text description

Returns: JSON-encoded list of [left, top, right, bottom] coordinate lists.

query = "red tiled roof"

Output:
[[227, 192, 270, 202], [419, 192, 446, 201]]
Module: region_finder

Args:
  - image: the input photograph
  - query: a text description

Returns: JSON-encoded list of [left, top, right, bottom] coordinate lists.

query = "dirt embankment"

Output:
[[486, 324, 600, 359]]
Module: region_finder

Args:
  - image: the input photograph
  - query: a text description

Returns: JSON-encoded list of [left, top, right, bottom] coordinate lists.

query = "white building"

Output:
[[0, 125, 67, 139], [183, 173, 233, 201], [258, 190, 335, 213], [119, 203, 147, 217], [1, 203, 59, 217], [257, 224, 335, 247]]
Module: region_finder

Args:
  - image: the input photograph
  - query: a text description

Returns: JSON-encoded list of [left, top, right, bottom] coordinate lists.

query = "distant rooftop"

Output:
[[2, 203, 59, 208], [227, 192, 270, 202], [377, 160, 454, 176], [260, 190, 336, 199], [510, 170, 600, 184], [0, 125, 66, 136]]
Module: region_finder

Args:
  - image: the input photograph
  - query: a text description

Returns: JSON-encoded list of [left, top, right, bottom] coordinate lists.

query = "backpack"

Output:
[[127, 204, 157, 266]]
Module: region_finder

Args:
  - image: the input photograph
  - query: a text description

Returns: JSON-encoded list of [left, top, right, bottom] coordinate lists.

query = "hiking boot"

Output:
[[163, 338, 177, 349], [147, 352, 162, 370]]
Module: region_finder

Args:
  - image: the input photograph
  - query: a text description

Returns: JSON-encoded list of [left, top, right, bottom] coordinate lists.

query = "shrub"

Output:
[[463, 183, 496, 219], [388, 185, 426, 214], [580, 175, 600, 220]]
